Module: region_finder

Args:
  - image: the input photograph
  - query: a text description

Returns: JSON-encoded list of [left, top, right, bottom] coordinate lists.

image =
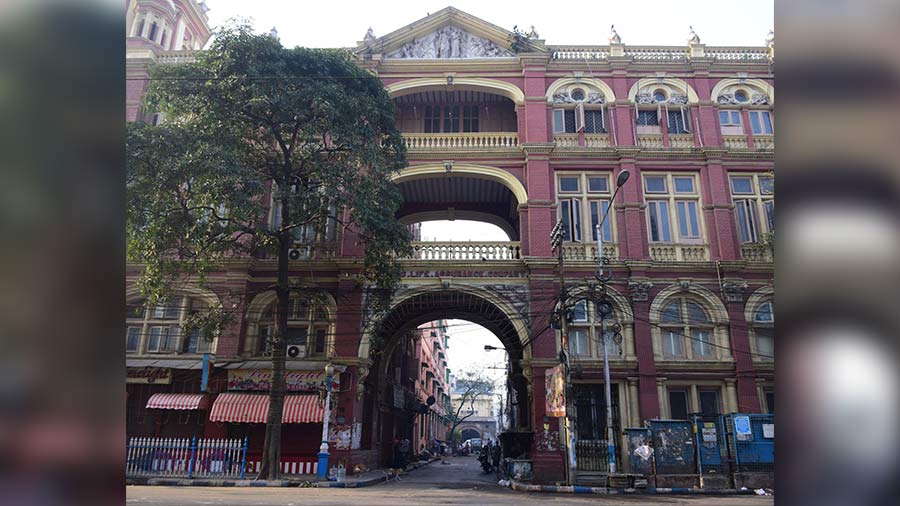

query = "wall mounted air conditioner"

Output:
[[287, 344, 307, 359]]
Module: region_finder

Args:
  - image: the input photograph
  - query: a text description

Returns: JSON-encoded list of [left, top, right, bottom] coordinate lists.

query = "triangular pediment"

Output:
[[355, 6, 544, 59]]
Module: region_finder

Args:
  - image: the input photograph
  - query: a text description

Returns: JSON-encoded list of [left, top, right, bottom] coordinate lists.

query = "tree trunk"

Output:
[[258, 226, 291, 480]]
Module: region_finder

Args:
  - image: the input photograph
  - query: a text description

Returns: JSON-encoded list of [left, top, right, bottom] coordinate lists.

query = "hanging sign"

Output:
[[227, 369, 339, 392], [545, 365, 566, 417]]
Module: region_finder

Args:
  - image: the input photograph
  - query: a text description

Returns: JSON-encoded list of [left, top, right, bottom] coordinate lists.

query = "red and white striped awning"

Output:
[[145, 393, 209, 410], [209, 393, 324, 424]]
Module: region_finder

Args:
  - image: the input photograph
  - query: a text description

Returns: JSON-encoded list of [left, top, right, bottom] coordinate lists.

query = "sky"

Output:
[[204, 0, 774, 49], [200, 0, 773, 413]]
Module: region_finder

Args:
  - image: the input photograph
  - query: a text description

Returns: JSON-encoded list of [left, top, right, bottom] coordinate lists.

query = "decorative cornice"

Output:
[[520, 142, 556, 155]]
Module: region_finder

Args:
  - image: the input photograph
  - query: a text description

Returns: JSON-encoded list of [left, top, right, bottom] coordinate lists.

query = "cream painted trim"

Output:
[[564, 285, 634, 322], [244, 289, 339, 358], [744, 285, 774, 324], [392, 163, 528, 204], [357, 283, 531, 360], [545, 77, 616, 102], [400, 211, 516, 240], [126, 285, 221, 309], [710, 78, 775, 104], [385, 77, 525, 106], [649, 283, 729, 324], [627, 77, 700, 104]]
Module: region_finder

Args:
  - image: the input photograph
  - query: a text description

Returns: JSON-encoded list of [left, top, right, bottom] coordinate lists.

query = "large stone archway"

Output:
[[358, 284, 532, 467]]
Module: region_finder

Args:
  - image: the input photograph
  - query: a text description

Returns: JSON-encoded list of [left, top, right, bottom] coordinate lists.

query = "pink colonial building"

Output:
[[126, 4, 774, 484], [413, 321, 452, 453]]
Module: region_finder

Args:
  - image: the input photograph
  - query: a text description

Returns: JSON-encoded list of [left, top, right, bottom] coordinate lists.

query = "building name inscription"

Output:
[[403, 270, 527, 278]]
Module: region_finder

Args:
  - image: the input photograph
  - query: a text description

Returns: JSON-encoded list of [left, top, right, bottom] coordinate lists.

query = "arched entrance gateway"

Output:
[[357, 286, 533, 468]]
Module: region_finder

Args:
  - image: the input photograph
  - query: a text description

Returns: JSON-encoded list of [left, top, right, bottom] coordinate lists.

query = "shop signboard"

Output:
[[127, 367, 172, 384], [227, 369, 339, 392]]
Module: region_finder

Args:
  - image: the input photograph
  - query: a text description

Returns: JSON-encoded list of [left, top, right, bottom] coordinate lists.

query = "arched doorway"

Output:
[[359, 287, 530, 467], [460, 428, 480, 441]]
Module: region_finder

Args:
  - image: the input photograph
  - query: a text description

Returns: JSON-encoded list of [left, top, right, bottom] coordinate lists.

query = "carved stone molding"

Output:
[[627, 279, 654, 301], [721, 279, 749, 303], [386, 26, 513, 59]]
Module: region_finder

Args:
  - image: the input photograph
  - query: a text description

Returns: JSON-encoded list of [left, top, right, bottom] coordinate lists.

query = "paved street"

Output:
[[126, 456, 774, 505]]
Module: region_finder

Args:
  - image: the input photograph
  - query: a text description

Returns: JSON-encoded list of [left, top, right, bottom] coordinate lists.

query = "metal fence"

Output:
[[729, 414, 775, 473], [126, 437, 248, 479], [648, 420, 696, 474]]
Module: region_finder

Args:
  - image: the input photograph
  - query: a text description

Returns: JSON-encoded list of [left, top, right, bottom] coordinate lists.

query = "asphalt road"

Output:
[[126, 456, 775, 505]]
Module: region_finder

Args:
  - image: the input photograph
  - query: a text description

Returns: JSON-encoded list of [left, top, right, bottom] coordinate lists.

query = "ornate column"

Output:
[[656, 377, 668, 418], [725, 379, 739, 413], [627, 377, 641, 427]]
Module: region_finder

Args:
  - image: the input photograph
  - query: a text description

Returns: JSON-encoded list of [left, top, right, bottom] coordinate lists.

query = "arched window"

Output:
[[148, 22, 158, 42], [126, 295, 214, 354], [714, 80, 774, 137], [658, 297, 715, 359], [751, 300, 774, 359], [255, 296, 331, 358], [566, 300, 623, 359], [550, 82, 610, 135]]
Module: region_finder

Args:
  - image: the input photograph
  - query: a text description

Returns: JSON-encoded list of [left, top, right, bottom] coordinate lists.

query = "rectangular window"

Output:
[[730, 176, 754, 194], [462, 105, 479, 132], [756, 328, 774, 358], [764, 200, 774, 232], [572, 301, 588, 322], [126, 327, 141, 352], [258, 324, 272, 354], [673, 176, 695, 193], [285, 327, 308, 346], [564, 109, 576, 132], [644, 176, 667, 193], [584, 110, 606, 133], [668, 390, 689, 420], [692, 330, 713, 357], [553, 110, 565, 134], [648, 201, 672, 242], [147, 326, 171, 352], [765, 390, 775, 414], [558, 176, 580, 193], [759, 176, 774, 195], [603, 330, 620, 357], [314, 328, 327, 354], [719, 110, 741, 126], [589, 200, 613, 242], [154, 299, 181, 319], [734, 199, 759, 243], [560, 199, 582, 242], [637, 110, 659, 126], [443, 105, 460, 133], [587, 176, 608, 193], [749, 111, 773, 134], [424, 106, 438, 133], [663, 330, 684, 357], [667, 110, 687, 134], [676, 201, 701, 239], [699, 390, 720, 416], [570, 329, 590, 356]]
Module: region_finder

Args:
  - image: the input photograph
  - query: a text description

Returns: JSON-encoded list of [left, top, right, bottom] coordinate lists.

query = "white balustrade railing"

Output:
[[650, 244, 709, 262], [706, 47, 771, 62], [741, 243, 774, 263], [402, 132, 518, 150], [722, 135, 749, 149], [669, 134, 695, 149], [553, 134, 579, 147], [638, 134, 664, 149], [408, 241, 521, 261], [561, 242, 618, 261], [754, 135, 775, 150], [625, 46, 688, 61], [550, 46, 611, 60], [584, 134, 611, 148], [155, 50, 198, 64]]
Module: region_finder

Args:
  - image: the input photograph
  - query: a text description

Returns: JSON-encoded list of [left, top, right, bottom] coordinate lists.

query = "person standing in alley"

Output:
[[491, 439, 502, 472]]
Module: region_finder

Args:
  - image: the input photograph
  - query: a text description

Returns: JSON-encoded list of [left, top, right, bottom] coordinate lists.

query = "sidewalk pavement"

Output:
[[506, 480, 760, 495], [125, 457, 439, 488]]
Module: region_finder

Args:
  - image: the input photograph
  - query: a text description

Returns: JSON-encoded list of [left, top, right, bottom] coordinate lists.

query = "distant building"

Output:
[[450, 376, 497, 443], [413, 320, 452, 452]]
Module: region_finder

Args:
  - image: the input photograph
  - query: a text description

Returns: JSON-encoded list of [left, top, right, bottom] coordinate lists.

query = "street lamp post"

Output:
[[317, 363, 335, 479], [594, 169, 630, 475]]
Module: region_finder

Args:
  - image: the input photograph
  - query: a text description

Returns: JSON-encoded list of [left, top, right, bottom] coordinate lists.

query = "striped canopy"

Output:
[[208, 393, 324, 424], [145, 393, 209, 410]]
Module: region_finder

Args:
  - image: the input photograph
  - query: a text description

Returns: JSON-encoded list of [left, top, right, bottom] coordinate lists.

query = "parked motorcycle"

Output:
[[478, 453, 493, 474]]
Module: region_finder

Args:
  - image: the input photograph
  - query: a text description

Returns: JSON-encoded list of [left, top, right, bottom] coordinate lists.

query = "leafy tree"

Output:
[[127, 23, 410, 480], [446, 371, 495, 442]]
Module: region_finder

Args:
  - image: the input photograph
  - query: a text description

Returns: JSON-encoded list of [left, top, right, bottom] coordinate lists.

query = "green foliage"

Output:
[[128, 20, 411, 301]]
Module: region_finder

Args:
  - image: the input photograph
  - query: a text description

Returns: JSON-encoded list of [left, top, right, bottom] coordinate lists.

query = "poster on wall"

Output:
[[351, 421, 362, 450], [227, 369, 339, 392], [734, 415, 753, 441], [545, 365, 566, 417]]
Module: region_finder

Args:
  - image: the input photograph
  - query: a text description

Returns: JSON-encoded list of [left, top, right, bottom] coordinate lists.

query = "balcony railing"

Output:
[[741, 242, 773, 263], [550, 46, 610, 60], [638, 133, 664, 149], [407, 241, 521, 261], [722, 135, 749, 149], [649, 244, 709, 262], [668, 134, 695, 148], [401, 132, 518, 150], [553, 133, 611, 149], [561, 242, 618, 261], [754, 135, 775, 150]]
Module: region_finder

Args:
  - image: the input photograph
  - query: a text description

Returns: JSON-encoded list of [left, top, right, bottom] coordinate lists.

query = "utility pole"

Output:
[[551, 220, 576, 485], [594, 169, 630, 476]]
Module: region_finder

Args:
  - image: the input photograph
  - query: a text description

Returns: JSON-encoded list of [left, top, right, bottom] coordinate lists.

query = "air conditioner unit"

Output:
[[286, 344, 307, 359], [288, 246, 311, 260]]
